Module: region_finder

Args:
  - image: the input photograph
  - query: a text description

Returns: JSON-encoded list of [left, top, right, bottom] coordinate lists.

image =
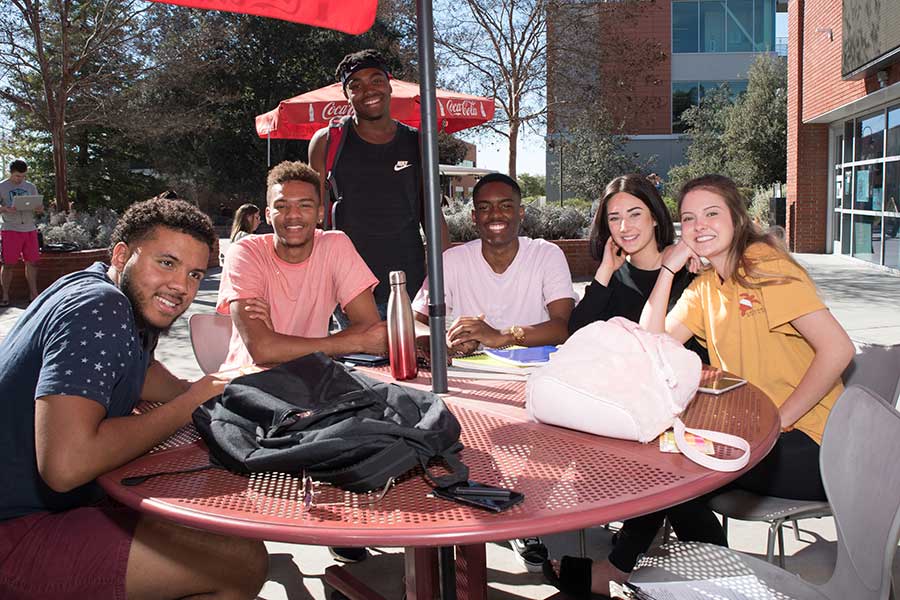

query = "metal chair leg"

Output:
[[777, 522, 786, 568], [766, 521, 778, 564], [578, 528, 587, 558], [721, 515, 729, 544], [662, 517, 672, 542], [791, 519, 801, 541]]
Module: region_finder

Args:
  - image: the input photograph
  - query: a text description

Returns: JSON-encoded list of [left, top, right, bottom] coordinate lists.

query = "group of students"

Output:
[[0, 47, 853, 600]]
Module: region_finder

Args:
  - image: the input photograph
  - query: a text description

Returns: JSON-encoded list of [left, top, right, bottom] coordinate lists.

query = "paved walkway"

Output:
[[1, 247, 899, 599]]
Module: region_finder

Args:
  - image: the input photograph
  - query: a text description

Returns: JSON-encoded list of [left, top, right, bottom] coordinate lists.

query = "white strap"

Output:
[[673, 418, 751, 472]]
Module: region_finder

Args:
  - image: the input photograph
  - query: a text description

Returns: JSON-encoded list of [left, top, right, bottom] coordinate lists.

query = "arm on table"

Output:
[[778, 309, 854, 429], [140, 359, 190, 403], [230, 289, 387, 365], [445, 297, 575, 349], [34, 376, 226, 493]]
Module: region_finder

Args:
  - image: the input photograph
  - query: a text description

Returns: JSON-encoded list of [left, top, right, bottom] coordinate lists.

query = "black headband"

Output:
[[340, 58, 390, 89]]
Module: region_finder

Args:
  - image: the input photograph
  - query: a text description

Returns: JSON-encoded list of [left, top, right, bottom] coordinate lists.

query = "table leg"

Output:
[[324, 565, 389, 600], [454, 544, 487, 600], [405, 547, 439, 600]]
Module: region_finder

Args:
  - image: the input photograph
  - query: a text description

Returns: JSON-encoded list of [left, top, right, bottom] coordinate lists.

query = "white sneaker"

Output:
[[510, 537, 548, 573]]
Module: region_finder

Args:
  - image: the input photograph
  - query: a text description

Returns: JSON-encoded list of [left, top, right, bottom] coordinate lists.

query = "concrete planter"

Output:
[[449, 238, 598, 279], [3, 248, 109, 301]]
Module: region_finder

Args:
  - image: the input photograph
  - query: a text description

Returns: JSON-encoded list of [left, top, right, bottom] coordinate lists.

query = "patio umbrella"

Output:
[[150, 0, 455, 394], [255, 80, 495, 140]]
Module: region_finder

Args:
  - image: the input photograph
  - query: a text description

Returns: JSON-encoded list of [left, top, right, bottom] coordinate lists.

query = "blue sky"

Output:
[[468, 12, 789, 178]]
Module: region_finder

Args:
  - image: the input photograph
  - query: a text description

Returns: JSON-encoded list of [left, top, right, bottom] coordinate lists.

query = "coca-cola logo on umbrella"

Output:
[[317, 101, 353, 121], [445, 99, 481, 117]]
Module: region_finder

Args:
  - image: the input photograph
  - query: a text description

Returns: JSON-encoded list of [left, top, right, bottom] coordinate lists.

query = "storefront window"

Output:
[[843, 121, 854, 163], [726, 0, 753, 51], [887, 105, 900, 158], [852, 214, 882, 265], [853, 163, 883, 211], [856, 111, 885, 161]]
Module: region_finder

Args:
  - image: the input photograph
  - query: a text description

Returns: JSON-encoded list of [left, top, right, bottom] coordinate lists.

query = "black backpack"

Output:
[[192, 353, 469, 493]]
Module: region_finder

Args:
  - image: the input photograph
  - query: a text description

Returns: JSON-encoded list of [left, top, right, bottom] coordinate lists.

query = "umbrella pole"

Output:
[[416, 0, 448, 395], [267, 132, 271, 167]]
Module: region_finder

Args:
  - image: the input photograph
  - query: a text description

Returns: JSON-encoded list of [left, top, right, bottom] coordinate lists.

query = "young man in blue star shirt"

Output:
[[0, 197, 268, 599]]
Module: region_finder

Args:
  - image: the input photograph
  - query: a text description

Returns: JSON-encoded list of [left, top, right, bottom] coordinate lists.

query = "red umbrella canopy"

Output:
[[255, 79, 495, 139], [149, 0, 377, 34]]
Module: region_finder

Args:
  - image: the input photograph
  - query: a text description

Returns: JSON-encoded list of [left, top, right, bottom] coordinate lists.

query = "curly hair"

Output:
[[266, 161, 320, 198], [109, 195, 216, 255], [335, 49, 389, 86]]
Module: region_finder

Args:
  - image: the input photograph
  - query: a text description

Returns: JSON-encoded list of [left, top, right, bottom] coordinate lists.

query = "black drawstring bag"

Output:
[[192, 352, 469, 493]]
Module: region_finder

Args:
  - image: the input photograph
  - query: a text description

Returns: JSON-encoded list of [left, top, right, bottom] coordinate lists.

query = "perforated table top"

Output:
[[98, 367, 779, 547]]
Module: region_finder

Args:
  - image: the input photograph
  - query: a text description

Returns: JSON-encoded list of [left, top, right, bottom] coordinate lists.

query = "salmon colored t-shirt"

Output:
[[669, 243, 842, 444], [216, 231, 377, 370]]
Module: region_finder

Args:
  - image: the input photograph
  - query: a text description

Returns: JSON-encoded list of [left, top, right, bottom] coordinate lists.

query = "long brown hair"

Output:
[[677, 175, 803, 288], [229, 203, 260, 242], [589, 174, 675, 262]]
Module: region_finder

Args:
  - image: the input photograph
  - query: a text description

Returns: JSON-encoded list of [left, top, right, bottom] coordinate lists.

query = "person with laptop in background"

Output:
[[0, 160, 43, 306]]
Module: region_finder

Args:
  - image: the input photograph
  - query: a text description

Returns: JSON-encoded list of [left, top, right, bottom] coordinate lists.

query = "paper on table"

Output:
[[628, 575, 773, 599]]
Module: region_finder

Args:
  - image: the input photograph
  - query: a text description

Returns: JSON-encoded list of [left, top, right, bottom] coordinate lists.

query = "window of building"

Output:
[[673, 1, 699, 52], [672, 0, 775, 54], [833, 105, 900, 267], [672, 80, 747, 132]]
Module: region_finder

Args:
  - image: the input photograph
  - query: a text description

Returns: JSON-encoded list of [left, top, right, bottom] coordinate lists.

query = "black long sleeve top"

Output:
[[568, 262, 709, 363]]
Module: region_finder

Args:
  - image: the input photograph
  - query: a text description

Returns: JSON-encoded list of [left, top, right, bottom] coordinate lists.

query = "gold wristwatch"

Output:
[[506, 325, 526, 345]]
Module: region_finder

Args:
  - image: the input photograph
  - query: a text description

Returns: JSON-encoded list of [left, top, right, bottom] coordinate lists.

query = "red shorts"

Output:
[[1, 230, 40, 264], [0, 502, 138, 600]]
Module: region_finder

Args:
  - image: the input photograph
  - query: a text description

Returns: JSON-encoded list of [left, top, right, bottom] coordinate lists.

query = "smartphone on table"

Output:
[[698, 376, 747, 395], [340, 353, 389, 367], [431, 481, 524, 512]]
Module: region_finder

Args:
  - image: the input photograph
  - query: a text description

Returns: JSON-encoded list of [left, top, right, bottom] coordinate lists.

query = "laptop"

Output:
[[11, 195, 42, 210]]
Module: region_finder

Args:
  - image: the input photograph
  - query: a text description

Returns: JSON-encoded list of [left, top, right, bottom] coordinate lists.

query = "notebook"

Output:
[[483, 345, 557, 366]]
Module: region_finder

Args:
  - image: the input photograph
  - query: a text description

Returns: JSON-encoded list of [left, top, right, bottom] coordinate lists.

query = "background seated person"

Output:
[[413, 173, 575, 355], [217, 161, 386, 371]]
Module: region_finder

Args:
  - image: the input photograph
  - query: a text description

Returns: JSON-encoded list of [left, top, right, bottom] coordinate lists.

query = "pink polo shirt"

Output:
[[217, 231, 377, 370]]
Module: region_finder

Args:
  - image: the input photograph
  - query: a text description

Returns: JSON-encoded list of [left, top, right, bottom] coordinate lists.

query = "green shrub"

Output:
[[443, 198, 478, 243], [748, 187, 773, 227], [522, 204, 590, 240], [663, 196, 679, 222]]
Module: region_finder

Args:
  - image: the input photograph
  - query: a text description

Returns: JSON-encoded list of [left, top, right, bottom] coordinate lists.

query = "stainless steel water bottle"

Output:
[[387, 270, 418, 380]]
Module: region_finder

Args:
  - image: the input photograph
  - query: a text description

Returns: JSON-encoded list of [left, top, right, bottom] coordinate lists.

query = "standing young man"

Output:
[[309, 49, 450, 325], [0, 160, 43, 306], [411, 173, 577, 573], [0, 196, 269, 599]]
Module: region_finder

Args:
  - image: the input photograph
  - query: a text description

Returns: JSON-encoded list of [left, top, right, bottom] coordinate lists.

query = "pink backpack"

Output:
[[526, 317, 749, 471]]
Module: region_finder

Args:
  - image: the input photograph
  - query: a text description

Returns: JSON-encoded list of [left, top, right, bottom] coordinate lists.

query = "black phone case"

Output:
[[431, 486, 524, 512]]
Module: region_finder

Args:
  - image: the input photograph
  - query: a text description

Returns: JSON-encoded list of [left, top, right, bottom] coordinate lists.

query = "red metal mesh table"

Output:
[[98, 367, 779, 600]]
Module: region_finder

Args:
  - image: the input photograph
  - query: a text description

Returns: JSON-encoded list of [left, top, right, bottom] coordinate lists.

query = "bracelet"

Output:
[[661, 264, 676, 275]]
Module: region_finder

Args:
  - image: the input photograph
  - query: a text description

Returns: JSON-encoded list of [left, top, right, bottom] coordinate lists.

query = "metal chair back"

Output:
[[819, 385, 900, 600], [188, 313, 233, 375]]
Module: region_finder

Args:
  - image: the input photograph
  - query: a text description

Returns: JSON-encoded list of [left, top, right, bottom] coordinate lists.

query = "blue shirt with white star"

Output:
[[0, 262, 155, 521]]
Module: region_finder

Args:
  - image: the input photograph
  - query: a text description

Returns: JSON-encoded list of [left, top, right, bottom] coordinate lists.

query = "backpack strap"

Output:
[[419, 445, 469, 489], [673, 418, 750, 472], [323, 116, 351, 230]]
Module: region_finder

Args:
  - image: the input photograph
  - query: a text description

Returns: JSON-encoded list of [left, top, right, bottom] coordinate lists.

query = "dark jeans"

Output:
[[608, 429, 825, 572], [332, 302, 388, 331]]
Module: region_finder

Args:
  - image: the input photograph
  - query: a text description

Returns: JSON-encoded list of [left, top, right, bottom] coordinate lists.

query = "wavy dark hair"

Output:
[[230, 203, 260, 241], [588, 174, 675, 262], [109, 195, 216, 256], [677, 174, 803, 287]]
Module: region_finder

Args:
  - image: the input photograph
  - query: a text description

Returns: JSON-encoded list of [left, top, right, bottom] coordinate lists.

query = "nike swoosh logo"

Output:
[[394, 162, 413, 171]]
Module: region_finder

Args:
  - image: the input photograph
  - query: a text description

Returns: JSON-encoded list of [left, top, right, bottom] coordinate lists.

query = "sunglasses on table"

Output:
[[299, 473, 396, 511]]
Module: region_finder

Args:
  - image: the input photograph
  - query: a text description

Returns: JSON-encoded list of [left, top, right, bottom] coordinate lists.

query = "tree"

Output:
[[437, 132, 470, 165], [724, 54, 787, 188], [518, 172, 544, 197], [0, 0, 154, 210], [435, 0, 547, 179], [550, 107, 652, 203], [668, 55, 787, 193], [667, 86, 734, 193]]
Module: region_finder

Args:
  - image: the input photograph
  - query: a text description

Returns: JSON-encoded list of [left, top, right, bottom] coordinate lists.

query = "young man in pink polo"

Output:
[[0, 160, 43, 306], [411, 172, 577, 572], [217, 160, 387, 371]]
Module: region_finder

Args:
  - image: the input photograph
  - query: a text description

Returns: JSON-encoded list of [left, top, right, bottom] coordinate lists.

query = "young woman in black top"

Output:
[[547, 174, 721, 599]]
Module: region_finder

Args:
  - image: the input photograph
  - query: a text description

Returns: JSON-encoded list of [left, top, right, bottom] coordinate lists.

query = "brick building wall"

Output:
[[787, 0, 900, 252]]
